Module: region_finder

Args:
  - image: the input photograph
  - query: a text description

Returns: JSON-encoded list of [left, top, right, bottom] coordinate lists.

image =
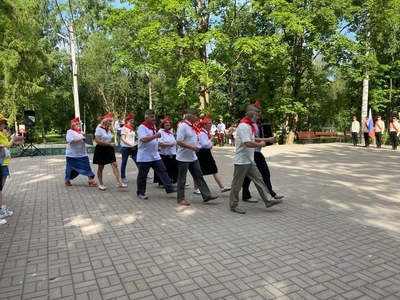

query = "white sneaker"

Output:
[[99, 185, 107, 190], [137, 194, 148, 200], [0, 207, 13, 218], [220, 187, 231, 193], [122, 177, 129, 183], [0, 219, 7, 225], [193, 189, 201, 195]]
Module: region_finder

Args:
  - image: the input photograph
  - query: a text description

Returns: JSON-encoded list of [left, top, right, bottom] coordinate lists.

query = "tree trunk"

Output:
[[197, 0, 209, 109]]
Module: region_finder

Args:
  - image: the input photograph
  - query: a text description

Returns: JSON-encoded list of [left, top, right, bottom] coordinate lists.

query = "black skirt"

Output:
[[154, 154, 179, 184], [93, 145, 116, 165], [196, 149, 218, 175]]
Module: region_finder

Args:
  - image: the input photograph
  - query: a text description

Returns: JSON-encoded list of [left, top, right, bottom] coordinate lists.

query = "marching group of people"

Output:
[[0, 101, 284, 227], [64, 101, 284, 212], [350, 114, 400, 149]]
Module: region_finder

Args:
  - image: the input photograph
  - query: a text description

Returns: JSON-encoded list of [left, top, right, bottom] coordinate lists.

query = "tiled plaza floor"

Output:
[[0, 143, 399, 300]]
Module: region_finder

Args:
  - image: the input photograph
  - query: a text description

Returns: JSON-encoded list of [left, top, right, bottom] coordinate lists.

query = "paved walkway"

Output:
[[0, 143, 399, 300]]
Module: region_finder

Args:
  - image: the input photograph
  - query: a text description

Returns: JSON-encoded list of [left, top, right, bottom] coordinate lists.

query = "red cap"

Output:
[[101, 113, 113, 120], [70, 117, 80, 123], [200, 115, 211, 126], [253, 100, 261, 108], [125, 113, 134, 120], [162, 116, 170, 122]]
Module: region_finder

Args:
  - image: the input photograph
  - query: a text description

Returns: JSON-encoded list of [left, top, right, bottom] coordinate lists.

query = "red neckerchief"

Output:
[[100, 126, 110, 133], [70, 127, 82, 134], [183, 120, 200, 135], [123, 123, 134, 132], [141, 121, 156, 134], [392, 122, 399, 133], [201, 128, 211, 139], [162, 128, 173, 135], [240, 117, 255, 134]]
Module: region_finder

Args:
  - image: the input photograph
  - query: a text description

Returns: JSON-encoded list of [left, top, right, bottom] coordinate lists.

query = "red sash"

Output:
[[376, 122, 382, 131], [141, 121, 156, 134], [100, 126, 110, 133], [184, 120, 200, 134], [392, 122, 399, 133], [123, 123, 134, 132], [162, 128, 173, 135], [70, 127, 82, 134], [201, 128, 211, 139], [239, 117, 255, 134]]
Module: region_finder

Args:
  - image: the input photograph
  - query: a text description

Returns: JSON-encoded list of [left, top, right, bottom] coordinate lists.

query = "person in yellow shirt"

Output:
[[0, 114, 25, 222]]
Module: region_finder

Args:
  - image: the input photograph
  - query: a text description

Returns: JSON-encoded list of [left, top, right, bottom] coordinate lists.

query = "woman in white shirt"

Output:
[[193, 116, 230, 194], [93, 113, 127, 190], [65, 117, 97, 187], [154, 116, 178, 186]]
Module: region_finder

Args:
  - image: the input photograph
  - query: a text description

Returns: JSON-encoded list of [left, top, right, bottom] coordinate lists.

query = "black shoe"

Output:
[[230, 207, 246, 214], [166, 188, 177, 194]]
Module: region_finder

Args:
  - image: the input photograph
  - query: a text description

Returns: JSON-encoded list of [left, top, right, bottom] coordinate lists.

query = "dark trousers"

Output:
[[363, 132, 369, 147], [218, 133, 225, 146], [351, 132, 358, 145], [177, 160, 210, 202], [375, 132, 382, 148], [136, 160, 174, 195], [390, 132, 398, 149], [242, 151, 276, 199], [120, 146, 137, 179]]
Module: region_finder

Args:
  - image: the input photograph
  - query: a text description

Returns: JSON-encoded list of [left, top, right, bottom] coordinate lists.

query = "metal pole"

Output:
[[68, 24, 80, 120]]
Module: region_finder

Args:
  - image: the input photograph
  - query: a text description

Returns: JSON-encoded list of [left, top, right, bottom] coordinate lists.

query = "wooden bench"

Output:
[[297, 131, 319, 144], [315, 132, 343, 142]]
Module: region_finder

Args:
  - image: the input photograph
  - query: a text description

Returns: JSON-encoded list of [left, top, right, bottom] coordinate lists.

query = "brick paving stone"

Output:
[[1, 144, 400, 299]]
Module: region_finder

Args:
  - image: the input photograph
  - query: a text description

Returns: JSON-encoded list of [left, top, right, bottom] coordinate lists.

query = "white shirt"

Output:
[[137, 124, 161, 162], [210, 124, 216, 135], [66, 129, 88, 158], [114, 119, 124, 131], [233, 122, 255, 165], [158, 129, 176, 156], [217, 122, 226, 132], [197, 129, 212, 149], [120, 125, 136, 147], [176, 121, 198, 162], [95, 125, 112, 143]]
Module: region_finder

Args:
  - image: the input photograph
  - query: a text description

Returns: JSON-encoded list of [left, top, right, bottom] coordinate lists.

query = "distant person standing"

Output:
[[362, 116, 370, 147], [65, 117, 97, 187], [374, 115, 385, 148], [389, 116, 399, 150], [93, 113, 127, 190], [114, 115, 124, 152], [120, 113, 137, 183], [350, 116, 360, 146], [216, 119, 226, 146]]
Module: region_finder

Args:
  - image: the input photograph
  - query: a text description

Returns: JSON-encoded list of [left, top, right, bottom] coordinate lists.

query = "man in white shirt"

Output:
[[136, 109, 176, 199], [229, 105, 283, 214], [114, 115, 124, 151], [216, 119, 226, 146], [176, 108, 218, 206]]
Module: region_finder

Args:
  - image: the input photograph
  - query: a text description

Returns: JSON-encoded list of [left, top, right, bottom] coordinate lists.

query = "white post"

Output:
[[68, 24, 80, 120]]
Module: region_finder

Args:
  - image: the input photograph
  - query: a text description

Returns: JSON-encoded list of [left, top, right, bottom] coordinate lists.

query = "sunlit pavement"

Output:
[[1, 143, 399, 300]]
